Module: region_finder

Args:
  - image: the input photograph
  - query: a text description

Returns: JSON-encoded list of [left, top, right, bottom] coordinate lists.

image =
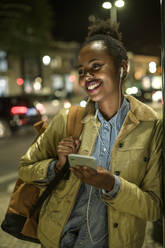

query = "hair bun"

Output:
[[87, 19, 122, 42]]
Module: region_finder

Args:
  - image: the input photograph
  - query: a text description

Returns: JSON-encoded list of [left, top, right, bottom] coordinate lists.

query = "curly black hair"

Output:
[[82, 19, 128, 69]]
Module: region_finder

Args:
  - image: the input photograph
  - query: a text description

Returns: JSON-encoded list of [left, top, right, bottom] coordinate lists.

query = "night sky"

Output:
[[49, 0, 161, 57]]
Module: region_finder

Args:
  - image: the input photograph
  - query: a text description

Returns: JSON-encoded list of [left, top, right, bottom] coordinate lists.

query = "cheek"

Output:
[[96, 69, 111, 81], [79, 78, 85, 88], [101, 72, 118, 89]]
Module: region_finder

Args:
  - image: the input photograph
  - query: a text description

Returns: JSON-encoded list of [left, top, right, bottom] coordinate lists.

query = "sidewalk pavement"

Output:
[[0, 190, 163, 248]]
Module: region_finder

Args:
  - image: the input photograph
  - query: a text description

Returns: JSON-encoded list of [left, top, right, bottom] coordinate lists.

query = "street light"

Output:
[[115, 0, 125, 8], [102, 0, 125, 24]]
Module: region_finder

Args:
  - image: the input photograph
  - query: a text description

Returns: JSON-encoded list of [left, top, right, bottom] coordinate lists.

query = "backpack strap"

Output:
[[67, 105, 85, 139], [33, 105, 85, 139], [33, 120, 48, 135]]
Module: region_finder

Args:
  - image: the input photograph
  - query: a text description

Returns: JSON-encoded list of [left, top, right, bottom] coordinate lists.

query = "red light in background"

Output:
[[16, 78, 24, 86], [69, 75, 76, 83], [10, 106, 28, 115]]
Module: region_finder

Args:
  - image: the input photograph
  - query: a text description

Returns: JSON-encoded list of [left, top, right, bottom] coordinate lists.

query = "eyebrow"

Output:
[[77, 58, 101, 69]]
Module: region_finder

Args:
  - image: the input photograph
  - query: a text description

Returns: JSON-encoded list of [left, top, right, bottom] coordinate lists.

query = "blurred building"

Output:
[[0, 41, 81, 97], [0, 45, 162, 102], [125, 52, 162, 103], [41, 41, 82, 98], [0, 50, 9, 96], [128, 52, 160, 80]]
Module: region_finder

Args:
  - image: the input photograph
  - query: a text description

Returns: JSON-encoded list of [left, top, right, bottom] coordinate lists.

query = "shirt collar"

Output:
[[96, 98, 130, 130], [81, 95, 158, 125]]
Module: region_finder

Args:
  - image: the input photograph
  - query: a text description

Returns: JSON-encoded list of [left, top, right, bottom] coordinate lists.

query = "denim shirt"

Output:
[[60, 98, 130, 248]]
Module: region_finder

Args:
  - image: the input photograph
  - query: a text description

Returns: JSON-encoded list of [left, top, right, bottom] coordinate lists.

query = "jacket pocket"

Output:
[[115, 147, 149, 185], [109, 209, 146, 247]]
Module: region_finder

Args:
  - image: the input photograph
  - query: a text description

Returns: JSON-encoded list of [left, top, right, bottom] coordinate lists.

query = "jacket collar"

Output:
[[81, 95, 158, 124], [125, 95, 158, 121]]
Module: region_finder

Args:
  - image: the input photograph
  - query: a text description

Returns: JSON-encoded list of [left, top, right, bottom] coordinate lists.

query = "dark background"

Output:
[[49, 0, 161, 57]]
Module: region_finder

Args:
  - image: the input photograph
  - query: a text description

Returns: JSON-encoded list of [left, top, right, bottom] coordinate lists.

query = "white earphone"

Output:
[[120, 67, 124, 79]]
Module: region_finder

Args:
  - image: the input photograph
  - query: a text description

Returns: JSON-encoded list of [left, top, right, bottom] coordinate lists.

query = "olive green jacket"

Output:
[[19, 95, 163, 248]]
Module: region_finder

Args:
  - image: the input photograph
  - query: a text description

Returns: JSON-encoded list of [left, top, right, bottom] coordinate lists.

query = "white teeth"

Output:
[[87, 82, 100, 90]]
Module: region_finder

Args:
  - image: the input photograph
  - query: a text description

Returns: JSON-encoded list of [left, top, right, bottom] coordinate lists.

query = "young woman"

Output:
[[19, 20, 163, 248]]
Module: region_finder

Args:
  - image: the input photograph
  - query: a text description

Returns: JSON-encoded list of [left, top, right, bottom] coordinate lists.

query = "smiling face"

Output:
[[78, 40, 121, 104]]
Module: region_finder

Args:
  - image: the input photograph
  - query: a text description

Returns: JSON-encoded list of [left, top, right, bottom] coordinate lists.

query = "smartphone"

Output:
[[68, 154, 98, 170]]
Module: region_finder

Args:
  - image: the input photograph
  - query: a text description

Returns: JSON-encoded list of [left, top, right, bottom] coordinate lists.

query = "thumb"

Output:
[[97, 166, 105, 172], [74, 139, 81, 151]]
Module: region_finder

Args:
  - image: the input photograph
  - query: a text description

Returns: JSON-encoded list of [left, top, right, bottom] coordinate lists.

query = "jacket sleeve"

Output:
[[104, 119, 163, 221], [18, 110, 67, 183]]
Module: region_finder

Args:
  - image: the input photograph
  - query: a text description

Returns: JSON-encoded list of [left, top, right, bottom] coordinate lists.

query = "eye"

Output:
[[92, 63, 102, 70], [78, 68, 84, 77]]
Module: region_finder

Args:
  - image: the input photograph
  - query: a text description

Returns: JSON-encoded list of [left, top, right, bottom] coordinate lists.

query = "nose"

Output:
[[85, 71, 94, 81]]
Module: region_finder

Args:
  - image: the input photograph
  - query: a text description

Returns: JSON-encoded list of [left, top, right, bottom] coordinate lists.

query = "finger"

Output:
[[73, 166, 91, 179], [83, 166, 97, 176], [57, 146, 73, 153], [80, 168, 92, 178], [74, 166, 83, 173], [61, 137, 74, 142], [59, 140, 74, 145], [70, 168, 84, 179], [57, 149, 73, 156], [59, 142, 76, 152], [80, 167, 97, 178], [57, 151, 72, 156], [57, 144, 73, 150], [60, 138, 80, 147], [74, 139, 81, 151], [97, 166, 107, 173], [74, 165, 96, 175], [74, 139, 81, 145], [59, 141, 75, 147]]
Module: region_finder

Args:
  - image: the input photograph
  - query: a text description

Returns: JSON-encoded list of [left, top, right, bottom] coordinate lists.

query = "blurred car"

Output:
[[28, 94, 72, 120], [0, 95, 43, 138]]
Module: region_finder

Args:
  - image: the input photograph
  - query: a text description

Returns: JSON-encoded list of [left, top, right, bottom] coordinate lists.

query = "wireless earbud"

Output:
[[120, 67, 124, 79]]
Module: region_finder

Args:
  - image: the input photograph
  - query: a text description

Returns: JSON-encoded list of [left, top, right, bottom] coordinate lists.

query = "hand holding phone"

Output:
[[68, 154, 98, 171], [57, 137, 81, 170]]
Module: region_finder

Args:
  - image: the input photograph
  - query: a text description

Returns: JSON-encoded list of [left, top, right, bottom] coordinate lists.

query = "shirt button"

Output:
[[144, 157, 148, 162], [104, 123, 109, 130], [115, 171, 120, 176], [113, 223, 118, 228], [118, 142, 123, 148]]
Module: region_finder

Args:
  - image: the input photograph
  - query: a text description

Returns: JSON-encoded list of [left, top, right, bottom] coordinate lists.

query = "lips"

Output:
[[86, 79, 103, 92]]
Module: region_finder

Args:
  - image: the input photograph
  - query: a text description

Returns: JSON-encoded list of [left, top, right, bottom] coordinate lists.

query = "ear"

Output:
[[120, 60, 128, 80]]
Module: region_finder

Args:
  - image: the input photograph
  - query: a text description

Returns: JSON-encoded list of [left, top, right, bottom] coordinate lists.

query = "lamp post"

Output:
[[102, 0, 125, 24]]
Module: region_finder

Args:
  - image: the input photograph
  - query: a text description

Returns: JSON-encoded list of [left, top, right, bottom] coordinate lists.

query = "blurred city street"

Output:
[[0, 101, 163, 248]]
